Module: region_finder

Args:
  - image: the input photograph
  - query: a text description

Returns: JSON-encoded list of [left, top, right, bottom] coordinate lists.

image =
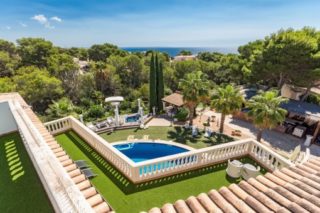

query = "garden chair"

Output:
[[226, 159, 243, 178], [241, 164, 260, 180], [204, 129, 212, 138]]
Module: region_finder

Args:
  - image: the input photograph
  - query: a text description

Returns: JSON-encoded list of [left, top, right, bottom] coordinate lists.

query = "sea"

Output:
[[122, 47, 237, 57]]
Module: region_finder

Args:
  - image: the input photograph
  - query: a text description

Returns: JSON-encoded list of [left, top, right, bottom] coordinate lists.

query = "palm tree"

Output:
[[179, 71, 209, 125], [211, 85, 244, 133], [247, 90, 287, 142]]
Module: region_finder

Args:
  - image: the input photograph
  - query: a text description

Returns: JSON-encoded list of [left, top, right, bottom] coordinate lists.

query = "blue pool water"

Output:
[[125, 114, 140, 123], [113, 142, 189, 163]]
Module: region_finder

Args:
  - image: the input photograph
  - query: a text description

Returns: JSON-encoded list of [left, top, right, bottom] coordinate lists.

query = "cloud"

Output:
[[19, 22, 27, 27], [31, 14, 55, 29], [5, 26, 11, 30], [32, 14, 47, 24], [51, 16, 62, 22]]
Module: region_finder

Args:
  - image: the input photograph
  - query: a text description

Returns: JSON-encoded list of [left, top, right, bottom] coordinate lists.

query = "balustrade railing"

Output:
[[45, 117, 71, 135], [45, 116, 294, 183]]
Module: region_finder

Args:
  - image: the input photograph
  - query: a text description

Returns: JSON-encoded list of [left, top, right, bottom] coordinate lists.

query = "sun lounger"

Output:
[[143, 135, 149, 140], [277, 145, 301, 162], [127, 135, 135, 141], [226, 159, 243, 178], [82, 168, 97, 179], [75, 160, 89, 169]]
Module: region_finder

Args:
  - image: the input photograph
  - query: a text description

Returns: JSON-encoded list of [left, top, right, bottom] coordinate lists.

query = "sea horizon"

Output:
[[122, 47, 238, 57]]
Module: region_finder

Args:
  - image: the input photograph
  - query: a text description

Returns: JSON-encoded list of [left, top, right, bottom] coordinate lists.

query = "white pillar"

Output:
[[114, 105, 120, 126], [152, 106, 156, 116], [138, 98, 141, 109], [79, 114, 83, 123]]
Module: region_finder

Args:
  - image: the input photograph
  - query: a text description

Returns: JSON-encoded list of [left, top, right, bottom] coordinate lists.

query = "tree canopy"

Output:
[[0, 27, 320, 121]]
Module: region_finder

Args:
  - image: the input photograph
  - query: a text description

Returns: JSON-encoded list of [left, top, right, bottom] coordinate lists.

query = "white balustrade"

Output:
[[45, 117, 71, 135], [11, 101, 93, 213], [46, 116, 294, 183]]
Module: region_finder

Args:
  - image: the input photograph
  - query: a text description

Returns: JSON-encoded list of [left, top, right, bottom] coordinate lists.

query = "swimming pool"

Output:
[[125, 114, 141, 123], [113, 142, 190, 163]]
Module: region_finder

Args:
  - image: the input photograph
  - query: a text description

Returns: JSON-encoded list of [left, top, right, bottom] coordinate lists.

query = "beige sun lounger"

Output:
[[127, 135, 135, 141], [277, 145, 301, 162], [143, 135, 149, 140]]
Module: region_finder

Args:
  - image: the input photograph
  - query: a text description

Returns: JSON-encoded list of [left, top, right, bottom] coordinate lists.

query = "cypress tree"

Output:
[[155, 54, 159, 112], [157, 61, 164, 111], [149, 52, 156, 113]]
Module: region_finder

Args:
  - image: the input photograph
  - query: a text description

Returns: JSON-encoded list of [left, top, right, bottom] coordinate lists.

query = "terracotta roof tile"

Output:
[[185, 196, 207, 213], [196, 193, 222, 213], [147, 156, 320, 213], [208, 189, 239, 212], [161, 203, 176, 213], [162, 93, 184, 107]]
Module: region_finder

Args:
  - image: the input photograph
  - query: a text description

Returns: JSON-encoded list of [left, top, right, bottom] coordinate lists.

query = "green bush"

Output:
[[306, 94, 320, 105], [174, 107, 189, 121], [85, 104, 105, 120]]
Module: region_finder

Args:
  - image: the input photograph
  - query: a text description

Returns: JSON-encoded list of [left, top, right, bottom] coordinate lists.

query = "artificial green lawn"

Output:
[[100, 126, 234, 149], [56, 131, 266, 213], [0, 132, 53, 213]]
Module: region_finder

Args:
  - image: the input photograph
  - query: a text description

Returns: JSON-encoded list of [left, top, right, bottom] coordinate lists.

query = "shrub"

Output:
[[85, 104, 105, 120], [306, 94, 320, 105], [174, 107, 189, 121]]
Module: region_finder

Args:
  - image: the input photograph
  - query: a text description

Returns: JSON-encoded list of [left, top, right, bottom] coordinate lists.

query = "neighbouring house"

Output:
[[73, 57, 90, 73], [280, 100, 320, 144], [281, 83, 320, 101], [173, 55, 197, 62], [234, 86, 320, 145]]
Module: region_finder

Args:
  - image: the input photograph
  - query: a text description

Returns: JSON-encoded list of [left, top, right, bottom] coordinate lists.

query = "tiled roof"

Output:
[[162, 92, 184, 107], [148, 157, 320, 213]]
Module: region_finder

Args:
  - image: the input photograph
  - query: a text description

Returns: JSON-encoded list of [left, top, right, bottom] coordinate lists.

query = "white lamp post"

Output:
[[105, 96, 124, 127]]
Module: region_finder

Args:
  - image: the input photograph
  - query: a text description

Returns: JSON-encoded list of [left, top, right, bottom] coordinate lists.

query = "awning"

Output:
[[162, 93, 184, 107]]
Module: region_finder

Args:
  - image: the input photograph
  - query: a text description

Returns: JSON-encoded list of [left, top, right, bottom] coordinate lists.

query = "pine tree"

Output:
[[149, 52, 156, 113]]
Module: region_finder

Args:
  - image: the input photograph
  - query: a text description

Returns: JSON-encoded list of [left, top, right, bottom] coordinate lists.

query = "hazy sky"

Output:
[[0, 0, 320, 48]]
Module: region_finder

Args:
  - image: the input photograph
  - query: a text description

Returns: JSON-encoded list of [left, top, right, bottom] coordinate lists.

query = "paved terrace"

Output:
[[148, 157, 320, 213], [192, 110, 320, 157], [0, 93, 113, 213]]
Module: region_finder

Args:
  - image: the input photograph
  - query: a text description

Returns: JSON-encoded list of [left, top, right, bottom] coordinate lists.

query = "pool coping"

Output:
[[111, 140, 195, 164], [112, 140, 195, 151]]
